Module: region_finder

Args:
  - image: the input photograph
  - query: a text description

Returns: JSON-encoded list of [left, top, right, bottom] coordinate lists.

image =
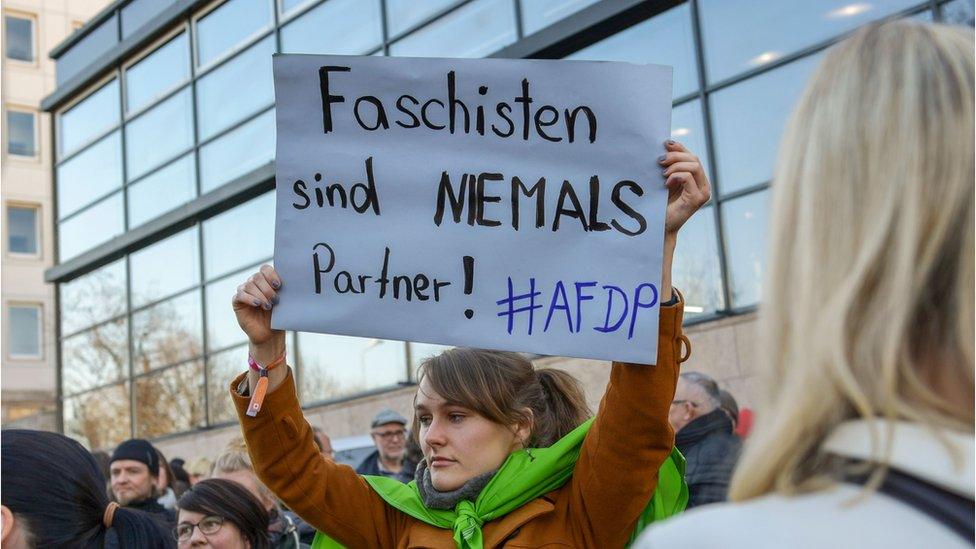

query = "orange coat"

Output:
[[231, 298, 687, 548]]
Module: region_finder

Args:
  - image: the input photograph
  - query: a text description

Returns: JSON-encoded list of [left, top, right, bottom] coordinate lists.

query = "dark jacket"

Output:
[[269, 507, 313, 548], [675, 408, 742, 508], [355, 450, 416, 483], [104, 497, 176, 548]]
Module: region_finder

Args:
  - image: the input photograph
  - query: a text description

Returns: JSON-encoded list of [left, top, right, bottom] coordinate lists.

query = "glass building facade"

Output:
[[44, 0, 973, 449]]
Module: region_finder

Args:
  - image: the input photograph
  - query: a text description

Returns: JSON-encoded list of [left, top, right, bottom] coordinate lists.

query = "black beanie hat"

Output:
[[110, 439, 159, 475]]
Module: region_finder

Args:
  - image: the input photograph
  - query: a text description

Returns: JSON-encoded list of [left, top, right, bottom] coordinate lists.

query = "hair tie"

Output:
[[103, 502, 119, 528]]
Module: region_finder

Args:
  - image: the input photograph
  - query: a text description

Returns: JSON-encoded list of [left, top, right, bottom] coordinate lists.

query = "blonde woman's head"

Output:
[[731, 20, 974, 500]]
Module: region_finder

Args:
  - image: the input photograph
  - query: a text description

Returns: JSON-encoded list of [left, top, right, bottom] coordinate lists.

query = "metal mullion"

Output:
[[386, 0, 477, 45], [62, 377, 133, 402], [189, 10, 211, 426], [205, 255, 274, 287], [272, 0, 283, 54], [277, 0, 326, 26], [55, 123, 121, 167], [130, 355, 204, 383], [513, 0, 525, 40], [58, 186, 125, 226], [196, 102, 276, 151], [122, 79, 193, 122], [194, 27, 276, 79], [125, 148, 194, 189], [61, 311, 128, 341], [129, 284, 202, 318], [124, 254, 136, 438], [716, 181, 770, 204], [689, 0, 733, 316], [379, 0, 391, 55]]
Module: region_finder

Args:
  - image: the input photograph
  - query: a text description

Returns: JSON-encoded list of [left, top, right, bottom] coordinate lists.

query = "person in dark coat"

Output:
[[669, 372, 742, 508], [355, 409, 416, 482]]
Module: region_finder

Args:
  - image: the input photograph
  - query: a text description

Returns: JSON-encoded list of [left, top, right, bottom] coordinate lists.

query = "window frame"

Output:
[[5, 202, 41, 258], [4, 105, 38, 159], [7, 302, 44, 360], [3, 11, 36, 65], [191, 0, 276, 73], [121, 24, 192, 118]]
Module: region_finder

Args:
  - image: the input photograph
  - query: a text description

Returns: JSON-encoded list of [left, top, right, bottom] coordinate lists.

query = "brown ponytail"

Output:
[[415, 348, 592, 447]]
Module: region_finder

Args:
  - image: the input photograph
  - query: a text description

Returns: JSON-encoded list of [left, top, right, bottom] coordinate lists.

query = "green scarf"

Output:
[[312, 418, 687, 549]]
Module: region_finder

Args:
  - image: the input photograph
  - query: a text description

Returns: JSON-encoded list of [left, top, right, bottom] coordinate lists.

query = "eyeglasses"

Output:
[[174, 516, 224, 542], [372, 429, 406, 441], [671, 399, 699, 408]]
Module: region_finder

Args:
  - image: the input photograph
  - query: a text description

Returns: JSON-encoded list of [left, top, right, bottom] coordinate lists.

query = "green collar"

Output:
[[313, 418, 686, 548]]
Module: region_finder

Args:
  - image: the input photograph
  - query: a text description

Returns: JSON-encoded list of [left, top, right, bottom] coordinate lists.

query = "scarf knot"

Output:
[[453, 500, 483, 544]]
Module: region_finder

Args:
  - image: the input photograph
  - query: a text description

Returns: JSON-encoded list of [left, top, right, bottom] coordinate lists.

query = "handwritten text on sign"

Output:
[[271, 55, 673, 364]]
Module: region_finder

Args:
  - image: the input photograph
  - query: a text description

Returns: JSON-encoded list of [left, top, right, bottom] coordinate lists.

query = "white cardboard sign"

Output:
[[271, 54, 672, 364]]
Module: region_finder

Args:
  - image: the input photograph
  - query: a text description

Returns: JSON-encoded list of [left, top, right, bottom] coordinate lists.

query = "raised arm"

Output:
[[566, 140, 709, 546], [230, 266, 406, 546]]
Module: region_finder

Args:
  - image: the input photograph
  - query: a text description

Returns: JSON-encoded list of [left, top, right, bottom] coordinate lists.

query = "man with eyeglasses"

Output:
[[669, 372, 742, 509], [356, 409, 416, 482]]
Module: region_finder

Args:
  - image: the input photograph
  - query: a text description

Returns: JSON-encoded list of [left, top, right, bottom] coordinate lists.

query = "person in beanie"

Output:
[[109, 439, 176, 527], [356, 409, 416, 482]]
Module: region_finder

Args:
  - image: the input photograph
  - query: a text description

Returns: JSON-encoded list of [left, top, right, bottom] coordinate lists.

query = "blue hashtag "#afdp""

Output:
[[495, 277, 542, 335]]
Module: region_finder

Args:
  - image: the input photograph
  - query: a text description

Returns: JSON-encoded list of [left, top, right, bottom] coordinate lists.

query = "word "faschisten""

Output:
[[318, 66, 598, 143]]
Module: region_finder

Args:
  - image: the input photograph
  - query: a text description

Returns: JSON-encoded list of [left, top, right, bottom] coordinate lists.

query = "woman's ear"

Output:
[[513, 408, 534, 448], [2, 505, 15, 545]]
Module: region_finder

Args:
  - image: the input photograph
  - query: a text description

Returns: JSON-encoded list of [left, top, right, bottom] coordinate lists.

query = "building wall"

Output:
[[1, 0, 110, 429], [39, 0, 972, 460]]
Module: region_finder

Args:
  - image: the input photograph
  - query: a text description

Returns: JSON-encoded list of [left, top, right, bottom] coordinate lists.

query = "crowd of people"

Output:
[[1, 20, 972, 548]]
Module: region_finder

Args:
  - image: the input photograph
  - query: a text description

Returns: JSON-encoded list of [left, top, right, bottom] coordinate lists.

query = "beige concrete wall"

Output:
[[154, 314, 761, 464], [1, 0, 110, 429]]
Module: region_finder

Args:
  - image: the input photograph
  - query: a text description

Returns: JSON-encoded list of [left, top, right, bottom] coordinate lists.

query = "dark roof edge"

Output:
[[48, 0, 127, 59], [42, 0, 207, 113]]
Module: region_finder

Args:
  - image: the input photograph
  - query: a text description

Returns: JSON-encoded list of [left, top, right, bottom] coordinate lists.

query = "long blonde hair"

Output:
[[731, 21, 974, 500]]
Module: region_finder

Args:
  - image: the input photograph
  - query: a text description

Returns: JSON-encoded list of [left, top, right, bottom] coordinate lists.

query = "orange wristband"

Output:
[[246, 352, 285, 417]]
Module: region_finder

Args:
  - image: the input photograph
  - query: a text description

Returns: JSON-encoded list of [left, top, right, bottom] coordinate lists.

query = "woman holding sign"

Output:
[[229, 140, 709, 548]]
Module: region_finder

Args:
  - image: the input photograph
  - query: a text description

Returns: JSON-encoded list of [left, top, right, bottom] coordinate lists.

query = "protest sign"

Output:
[[271, 54, 672, 364]]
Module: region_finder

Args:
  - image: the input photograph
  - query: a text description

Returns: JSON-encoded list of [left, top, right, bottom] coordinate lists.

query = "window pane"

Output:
[[700, 0, 918, 84], [722, 190, 769, 308], [60, 258, 126, 335], [196, 0, 272, 67], [5, 15, 33, 61], [203, 192, 273, 280], [408, 342, 451, 375], [673, 206, 724, 317], [62, 319, 129, 396], [566, 4, 698, 97], [125, 32, 190, 113], [7, 206, 37, 254], [57, 131, 123, 220], [298, 333, 406, 402], [710, 54, 820, 195], [126, 87, 193, 180], [199, 108, 274, 193], [207, 344, 246, 423], [128, 153, 197, 228], [196, 36, 274, 141], [385, 0, 457, 37], [9, 305, 40, 357], [130, 227, 200, 307], [281, 0, 382, 55], [205, 266, 257, 351], [135, 360, 205, 437], [59, 79, 120, 159], [132, 290, 203, 372], [63, 382, 130, 451], [7, 110, 35, 156], [390, 0, 517, 58], [58, 192, 125, 261], [671, 100, 711, 180], [280, 0, 312, 15], [943, 0, 975, 26], [522, 0, 600, 35]]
